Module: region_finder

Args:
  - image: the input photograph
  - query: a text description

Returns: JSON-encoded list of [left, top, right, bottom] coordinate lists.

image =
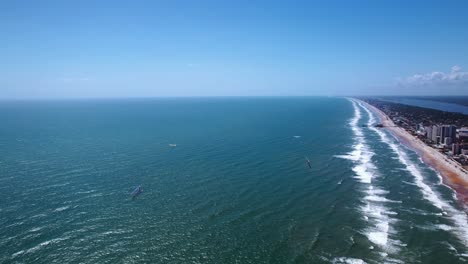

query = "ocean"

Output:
[[0, 97, 467, 263]]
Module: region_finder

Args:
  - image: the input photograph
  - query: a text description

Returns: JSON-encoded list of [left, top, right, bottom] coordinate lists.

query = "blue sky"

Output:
[[1, 0, 468, 98]]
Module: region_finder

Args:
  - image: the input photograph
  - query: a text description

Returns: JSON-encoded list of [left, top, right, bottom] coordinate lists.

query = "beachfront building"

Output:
[[444, 137, 452, 146], [459, 127, 468, 143], [431, 125, 440, 143], [452, 143, 460, 155], [425, 126, 433, 140], [441, 125, 457, 142], [428, 125, 458, 145]]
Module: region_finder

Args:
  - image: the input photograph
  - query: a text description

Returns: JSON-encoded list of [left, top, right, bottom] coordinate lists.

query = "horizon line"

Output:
[[2, 94, 468, 101]]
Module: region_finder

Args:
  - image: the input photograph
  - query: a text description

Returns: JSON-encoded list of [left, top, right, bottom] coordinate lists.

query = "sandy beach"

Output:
[[358, 99, 468, 205]]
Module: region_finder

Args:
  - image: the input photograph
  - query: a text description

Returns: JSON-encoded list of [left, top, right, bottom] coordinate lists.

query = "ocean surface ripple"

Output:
[[0, 97, 466, 263]]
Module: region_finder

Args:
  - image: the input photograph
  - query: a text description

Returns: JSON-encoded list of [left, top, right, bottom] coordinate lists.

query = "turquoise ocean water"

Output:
[[0, 97, 467, 263]]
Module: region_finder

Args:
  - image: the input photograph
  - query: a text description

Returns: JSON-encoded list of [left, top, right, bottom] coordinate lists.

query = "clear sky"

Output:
[[1, 0, 468, 98]]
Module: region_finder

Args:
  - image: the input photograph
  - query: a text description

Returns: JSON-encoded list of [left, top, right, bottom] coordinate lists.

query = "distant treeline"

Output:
[[383, 96, 468, 107], [361, 98, 468, 128], [417, 96, 468, 107]]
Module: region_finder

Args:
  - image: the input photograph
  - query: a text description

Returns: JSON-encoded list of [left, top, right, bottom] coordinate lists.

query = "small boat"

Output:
[[131, 185, 143, 199], [305, 156, 312, 169], [169, 144, 177, 147]]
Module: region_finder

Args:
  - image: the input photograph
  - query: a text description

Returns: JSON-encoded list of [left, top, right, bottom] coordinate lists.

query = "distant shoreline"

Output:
[[356, 99, 468, 206], [372, 97, 468, 115]]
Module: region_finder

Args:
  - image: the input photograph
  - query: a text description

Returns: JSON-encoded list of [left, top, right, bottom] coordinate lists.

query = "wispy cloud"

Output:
[[397, 66, 468, 87]]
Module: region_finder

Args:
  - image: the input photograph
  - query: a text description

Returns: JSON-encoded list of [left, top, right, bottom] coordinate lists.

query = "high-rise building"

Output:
[[450, 125, 457, 139], [430, 125, 457, 144], [452, 143, 460, 155], [444, 137, 452, 146], [459, 127, 468, 142], [425, 126, 433, 140], [441, 125, 457, 142], [431, 125, 439, 143]]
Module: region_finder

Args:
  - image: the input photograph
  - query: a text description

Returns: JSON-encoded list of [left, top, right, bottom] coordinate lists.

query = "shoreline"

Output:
[[356, 99, 468, 205]]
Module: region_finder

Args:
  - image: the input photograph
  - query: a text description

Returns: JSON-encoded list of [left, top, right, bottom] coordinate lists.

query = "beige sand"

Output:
[[358, 100, 468, 204]]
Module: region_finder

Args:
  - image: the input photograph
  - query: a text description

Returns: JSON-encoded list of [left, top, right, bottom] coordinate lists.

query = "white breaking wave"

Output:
[[339, 99, 400, 255], [358, 100, 468, 247], [332, 257, 368, 264], [53, 206, 70, 212], [12, 236, 71, 258]]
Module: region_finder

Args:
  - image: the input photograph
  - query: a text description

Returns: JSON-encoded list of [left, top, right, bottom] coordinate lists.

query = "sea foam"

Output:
[[358, 101, 468, 247], [332, 257, 368, 264], [339, 100, 400, 254]]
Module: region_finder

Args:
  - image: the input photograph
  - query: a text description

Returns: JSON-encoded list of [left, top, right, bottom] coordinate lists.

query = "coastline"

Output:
[[356, 99, 468, 205]]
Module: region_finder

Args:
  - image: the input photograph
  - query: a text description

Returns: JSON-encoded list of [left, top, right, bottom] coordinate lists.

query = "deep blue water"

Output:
[[0, 97, 467, 263]]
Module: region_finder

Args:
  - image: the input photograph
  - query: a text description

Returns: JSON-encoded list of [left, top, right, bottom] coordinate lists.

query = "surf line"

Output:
[[340, 99, 401, 256], [358, 100, 468, 247]]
